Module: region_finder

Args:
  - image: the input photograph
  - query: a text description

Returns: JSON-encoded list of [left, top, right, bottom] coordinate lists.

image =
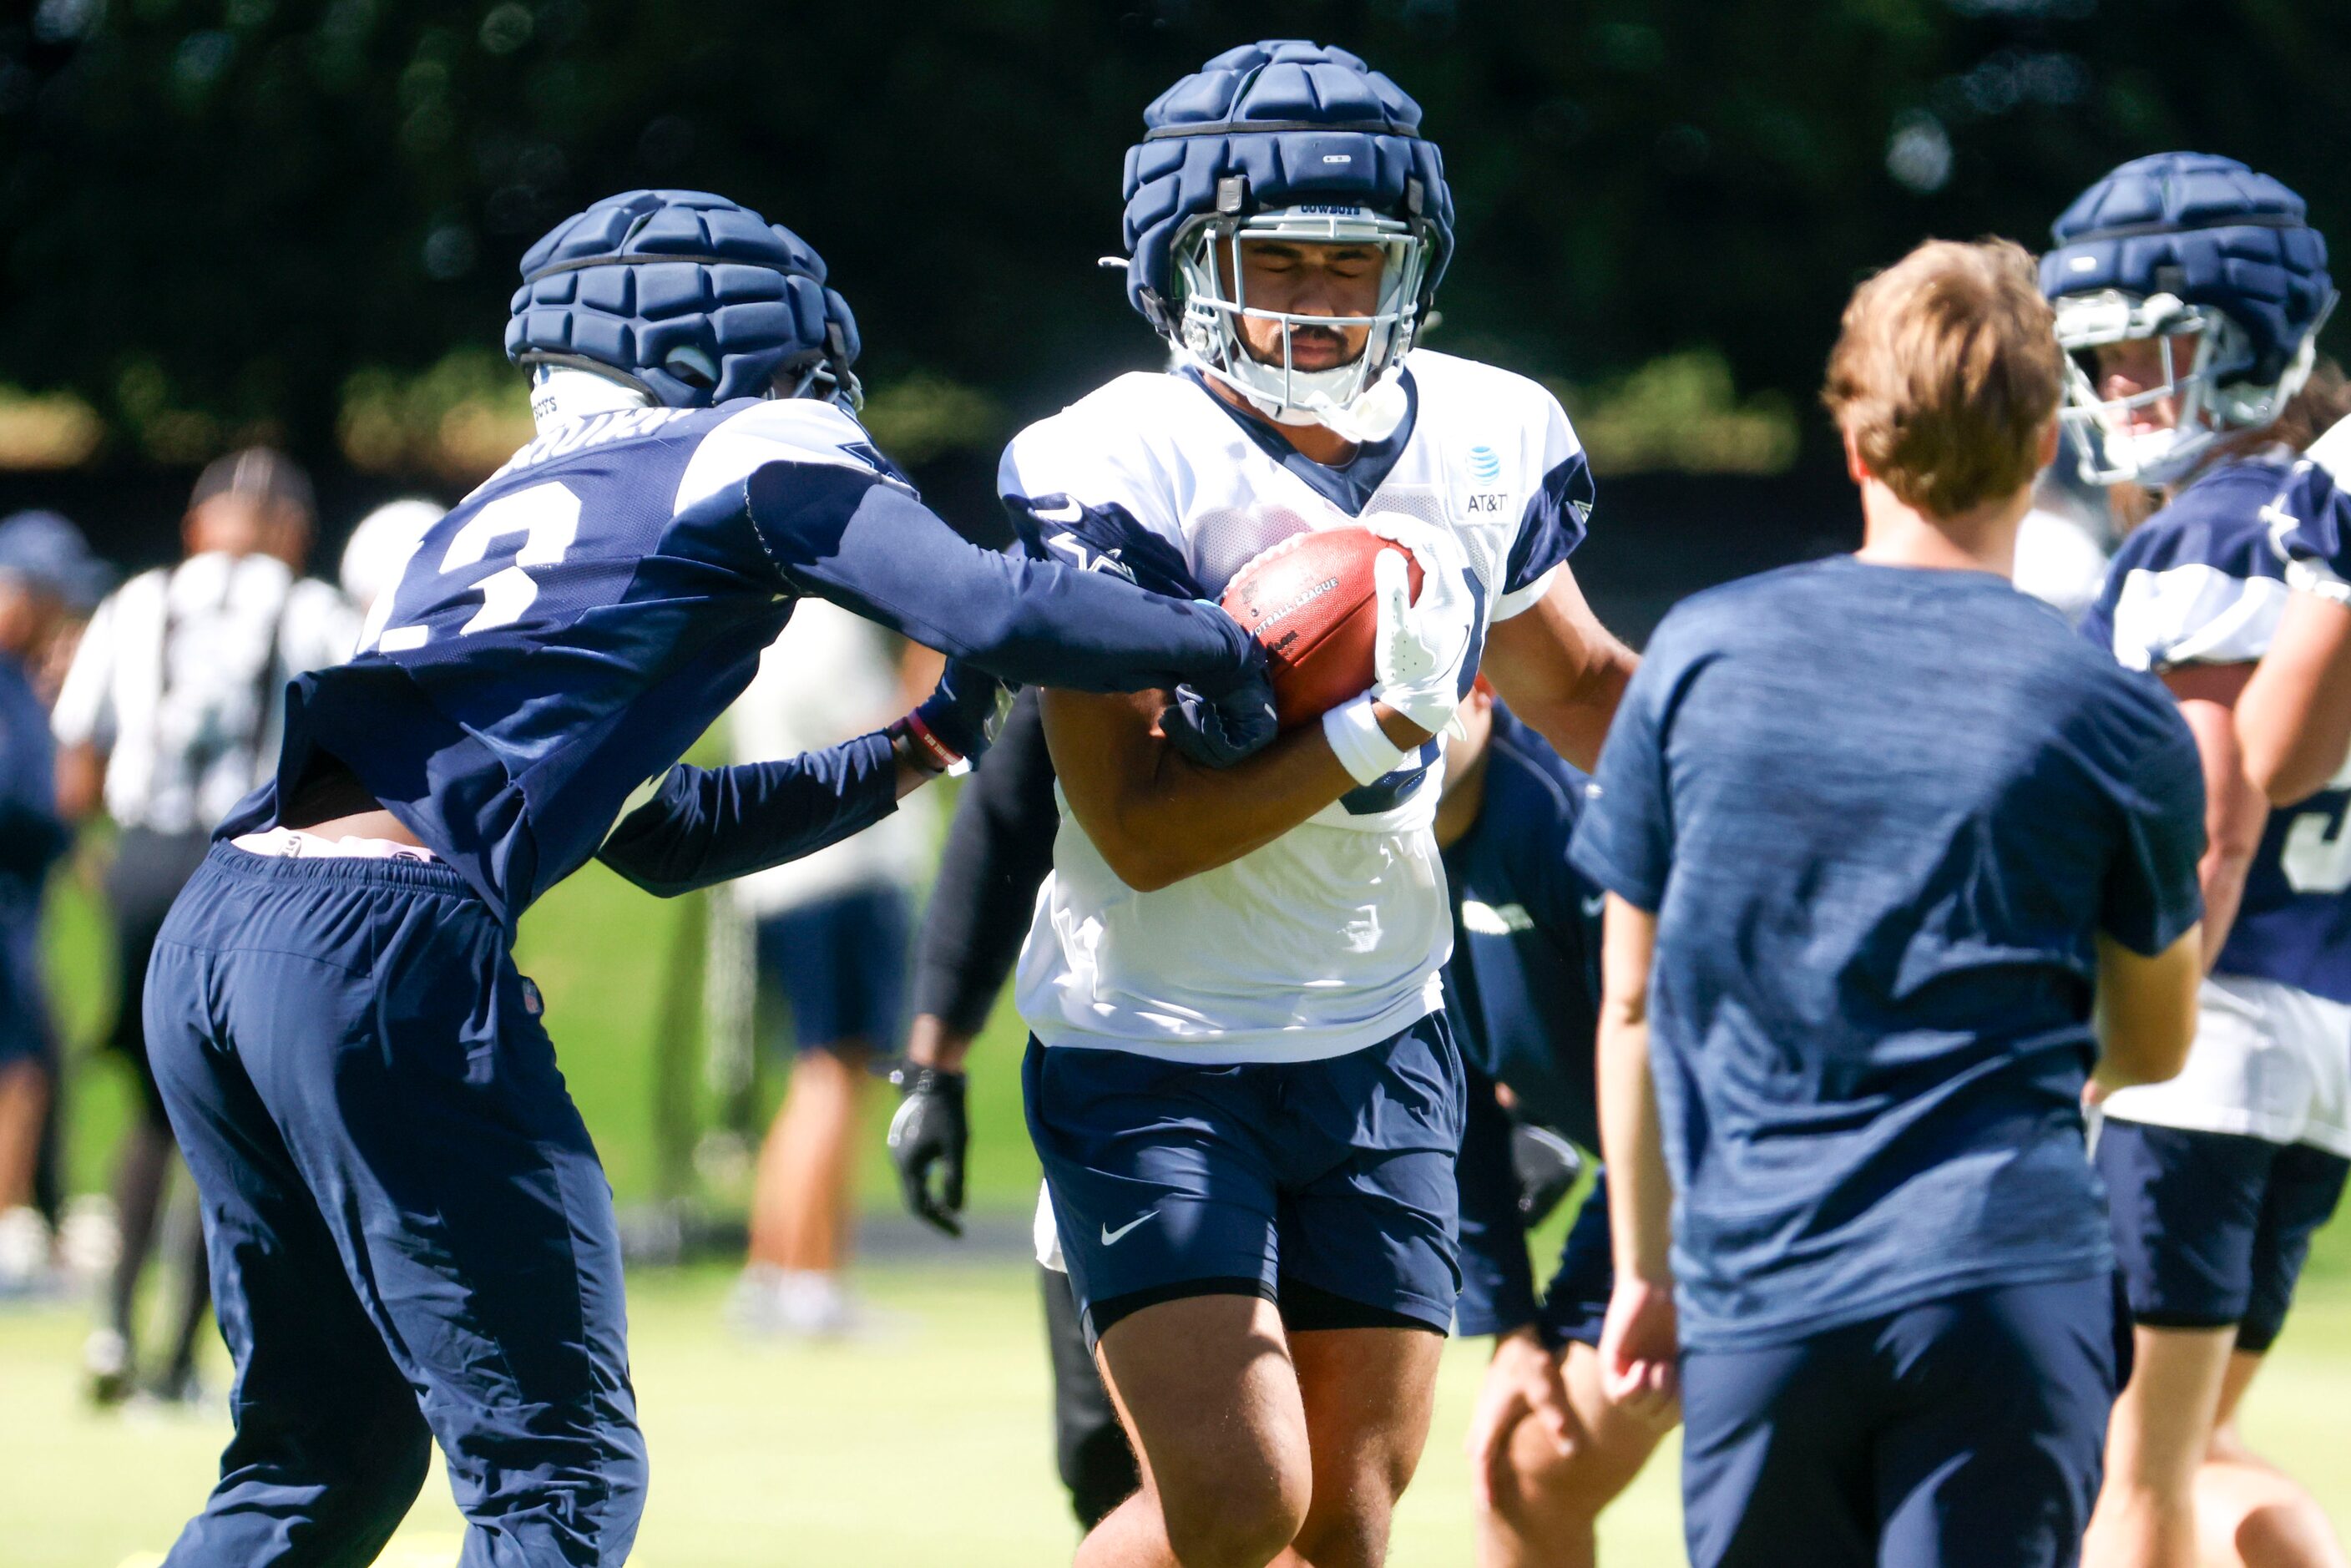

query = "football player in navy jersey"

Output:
[[140, 189, 1286, 1568], [2240, 417, 2351, 810], [2050, 155, 2351, 1568]]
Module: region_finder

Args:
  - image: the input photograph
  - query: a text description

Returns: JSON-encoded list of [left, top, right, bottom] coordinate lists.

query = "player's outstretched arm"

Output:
[[1482, 566, 1637, 773], [746, 465, 1272, 733], [599, 661, 1007, 898]]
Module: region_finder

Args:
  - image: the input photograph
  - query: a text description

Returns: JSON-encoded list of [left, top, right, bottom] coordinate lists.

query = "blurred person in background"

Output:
[[726, 599, 939, 1338], [2046, 155, 2351, 1568], [52, 448, 361, 1404], [0, 510, 110, 1297]]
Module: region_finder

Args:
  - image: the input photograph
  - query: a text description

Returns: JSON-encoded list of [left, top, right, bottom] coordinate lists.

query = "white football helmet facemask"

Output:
[[1170, 205, 1436, 444], [2054, 287, 2329, 487]]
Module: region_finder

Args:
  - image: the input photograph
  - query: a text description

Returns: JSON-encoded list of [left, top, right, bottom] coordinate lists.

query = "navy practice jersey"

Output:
[[1572, 556, 2205, 1353], [220, 397, 1260, 929], [2082, 456, 2351, 1004], [1443, 704, 1607, 1336]]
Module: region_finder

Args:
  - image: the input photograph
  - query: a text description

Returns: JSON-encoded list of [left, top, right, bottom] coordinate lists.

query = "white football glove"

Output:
[[1364, 517, 1477, 735]]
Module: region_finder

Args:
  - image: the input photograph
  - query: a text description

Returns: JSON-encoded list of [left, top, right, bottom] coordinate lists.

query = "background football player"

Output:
[[996, 42, 1636, 1568], [138, 189, 1282, 1567], [2050, 154, 2351, 1568]]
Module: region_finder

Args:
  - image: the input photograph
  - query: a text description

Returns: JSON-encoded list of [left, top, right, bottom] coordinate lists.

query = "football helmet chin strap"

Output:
[[1171, 205, 1433, 444], [2054, 288, 2334, 487]]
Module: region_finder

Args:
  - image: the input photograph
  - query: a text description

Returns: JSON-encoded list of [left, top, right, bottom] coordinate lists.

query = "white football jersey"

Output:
[[1001, 350, 1591, 1064]]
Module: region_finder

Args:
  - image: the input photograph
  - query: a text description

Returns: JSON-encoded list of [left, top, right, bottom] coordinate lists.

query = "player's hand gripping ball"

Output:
[[1220, 527, 1427, 729]]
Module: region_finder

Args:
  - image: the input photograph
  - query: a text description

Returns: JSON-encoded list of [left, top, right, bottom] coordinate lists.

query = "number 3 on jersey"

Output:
[[364, 482, 581, 653]]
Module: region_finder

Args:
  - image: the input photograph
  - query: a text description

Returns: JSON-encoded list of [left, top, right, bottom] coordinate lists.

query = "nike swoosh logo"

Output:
[[1100, 1212, 1157, 1246], [1581, 894, 1606, 918]]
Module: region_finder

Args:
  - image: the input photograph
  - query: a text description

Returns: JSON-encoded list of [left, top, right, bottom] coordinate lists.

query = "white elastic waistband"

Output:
[[230, 827, 437, 863]]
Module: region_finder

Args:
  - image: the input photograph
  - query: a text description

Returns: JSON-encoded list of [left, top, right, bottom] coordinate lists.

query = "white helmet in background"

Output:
[[339, 498, 444, 614]]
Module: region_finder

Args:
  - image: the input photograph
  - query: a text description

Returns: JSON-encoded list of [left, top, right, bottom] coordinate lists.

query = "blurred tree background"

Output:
[[1, 0, 2346, 574]]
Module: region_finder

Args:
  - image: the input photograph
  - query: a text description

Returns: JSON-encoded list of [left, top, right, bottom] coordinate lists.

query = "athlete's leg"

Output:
[[149, 928, 432, 1566], [2197, 1350, 2351, 1568], [200, 853, 645, 1568], [1474, 1342, 1674, 1568], [2085, 1325, 2235, 1568], [1040, 1262, 1141, 1528], [1286, 1323, 1445, 1568], [2192, 1140, 2351, 1568], [1084, 1293, 1312, 1568], [2090, 1120, 2284, 1568], [1678, 1327, 1874, 1568], [749, 1039, 871, 1274]]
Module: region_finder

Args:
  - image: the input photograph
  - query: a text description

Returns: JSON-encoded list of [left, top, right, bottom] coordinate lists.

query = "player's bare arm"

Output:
[[2240, 589, 2351, 805], [1591, 896, 1676, 1424], [2091, 928, 2202, 1094], [2157, 662, 2269, 965], [1041, 685, 1428, 892], [1480, 565, 1636, 772]]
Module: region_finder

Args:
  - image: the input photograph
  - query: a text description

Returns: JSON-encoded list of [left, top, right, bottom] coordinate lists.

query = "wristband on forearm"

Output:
[[1322, 693, 1408, 787], [889, 713, 961, 776]]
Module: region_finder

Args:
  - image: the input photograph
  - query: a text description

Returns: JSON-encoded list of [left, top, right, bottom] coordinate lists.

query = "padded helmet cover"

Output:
[[506, 189, 862, 408], [2041, 152, 2331, 386], [1120, 41, 1454, 328]]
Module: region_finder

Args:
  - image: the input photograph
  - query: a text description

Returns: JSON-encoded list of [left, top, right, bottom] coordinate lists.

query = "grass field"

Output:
[[9, 1267, 2351, 1566], [19, 840, 2351, 1563]]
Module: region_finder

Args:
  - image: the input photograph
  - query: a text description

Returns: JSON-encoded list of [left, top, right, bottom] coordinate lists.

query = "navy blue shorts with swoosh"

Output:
[[1024, 1014, 1465, 1346]]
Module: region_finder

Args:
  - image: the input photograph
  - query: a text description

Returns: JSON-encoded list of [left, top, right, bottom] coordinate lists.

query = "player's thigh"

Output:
[[1097, 1292, 1312, 1535], [1277, 1016, 1466, 1338], [2237, 1141, 2351, 1356], [1025, 1038, 1287, 1340], [220, 880, 639, 1485], [1680, 1329, 1878, 1568], [1877, 1275, 2121, 1568], [144, 924, 430, 1478], [2099, 1118, 2276, 1333], [1511, 1340, 1674, 1511]]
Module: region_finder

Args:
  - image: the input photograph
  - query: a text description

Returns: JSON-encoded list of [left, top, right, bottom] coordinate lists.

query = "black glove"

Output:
[[894, 660, 1012, 775], [1510, 1121, 1585, 1227], [1160, 671, 1280, 768], [887, 1064, 969, 1237]]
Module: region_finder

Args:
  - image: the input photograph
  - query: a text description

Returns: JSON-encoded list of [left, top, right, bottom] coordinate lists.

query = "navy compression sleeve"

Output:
[[910, 691, 1060, 1034], [746, 464, 1261, 697], [1454, 1060, 1541, 1337], [597, 731, 897, 898]]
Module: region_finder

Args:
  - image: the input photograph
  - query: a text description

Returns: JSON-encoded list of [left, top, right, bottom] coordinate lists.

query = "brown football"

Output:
[[1219, 527, 1424, 730]]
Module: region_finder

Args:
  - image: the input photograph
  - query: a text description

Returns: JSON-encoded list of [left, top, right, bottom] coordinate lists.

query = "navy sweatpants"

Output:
[[147, 845, 645, 1567]]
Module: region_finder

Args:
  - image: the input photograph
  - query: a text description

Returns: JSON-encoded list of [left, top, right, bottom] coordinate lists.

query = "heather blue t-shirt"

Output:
[[1569, 555, 2205, 1352]]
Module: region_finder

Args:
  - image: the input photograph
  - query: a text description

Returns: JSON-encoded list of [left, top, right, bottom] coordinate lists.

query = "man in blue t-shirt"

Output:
[[1570, 240, 2207, 1568]]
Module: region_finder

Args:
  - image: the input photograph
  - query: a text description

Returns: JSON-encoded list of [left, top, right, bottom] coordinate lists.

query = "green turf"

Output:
[[9, 1267, 2351, 1566]]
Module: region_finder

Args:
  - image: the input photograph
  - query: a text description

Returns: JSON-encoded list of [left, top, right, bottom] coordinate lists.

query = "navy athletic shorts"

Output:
[[754, 885, 910, 1054], [1680, 1272, 2125, 1568], [2097, 1117, 2349, 1354], [1536, 1171, 1614, 1350], [1024, 1012, 1465, 1346]]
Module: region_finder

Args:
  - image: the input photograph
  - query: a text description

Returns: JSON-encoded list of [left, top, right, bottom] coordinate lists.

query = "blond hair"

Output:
[[1823, 239, 2062, 518]]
